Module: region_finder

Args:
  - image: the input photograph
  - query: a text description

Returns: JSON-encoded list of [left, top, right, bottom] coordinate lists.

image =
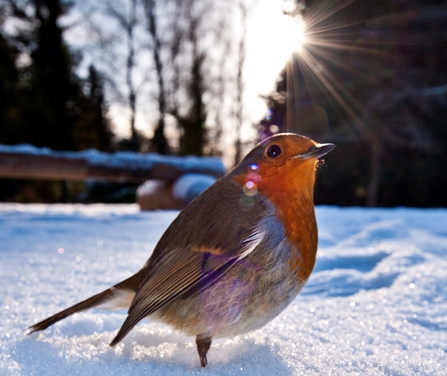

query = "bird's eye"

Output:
[[266, 145, 282, 158]]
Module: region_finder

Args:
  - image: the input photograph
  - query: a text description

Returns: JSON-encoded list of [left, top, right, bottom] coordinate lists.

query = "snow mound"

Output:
[[172, 173, 216, 203]]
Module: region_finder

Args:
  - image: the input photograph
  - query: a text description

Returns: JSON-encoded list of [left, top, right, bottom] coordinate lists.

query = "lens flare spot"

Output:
[[243, 181, 258, 197], [57, 248, 64, 254], [269, 124, 280, 133]]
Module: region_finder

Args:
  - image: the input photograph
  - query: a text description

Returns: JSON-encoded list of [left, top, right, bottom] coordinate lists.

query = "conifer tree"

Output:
[[25, 0, 76, 150], [0, 31, 21, 144]]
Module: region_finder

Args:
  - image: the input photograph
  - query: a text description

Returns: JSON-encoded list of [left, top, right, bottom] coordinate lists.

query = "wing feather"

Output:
[[110, 229, 265, 346]]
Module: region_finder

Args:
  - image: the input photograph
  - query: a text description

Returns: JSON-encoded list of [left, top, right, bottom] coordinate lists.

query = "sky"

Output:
[[1, 203, 446, 375], [62, 0, 306, 153]]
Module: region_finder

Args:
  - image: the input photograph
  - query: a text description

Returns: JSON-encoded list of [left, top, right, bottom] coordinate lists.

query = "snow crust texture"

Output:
[[1, 204, 446, 375]]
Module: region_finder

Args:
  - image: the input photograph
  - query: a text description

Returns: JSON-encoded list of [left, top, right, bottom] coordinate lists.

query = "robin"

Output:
[[29, 133, 335, 367]]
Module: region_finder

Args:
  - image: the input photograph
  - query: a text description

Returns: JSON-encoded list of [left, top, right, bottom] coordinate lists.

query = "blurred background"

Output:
[[0, 0, 446, 207]]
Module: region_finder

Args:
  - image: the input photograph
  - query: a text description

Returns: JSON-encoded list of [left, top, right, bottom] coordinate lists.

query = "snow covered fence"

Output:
[[0, 144, 225, 183]]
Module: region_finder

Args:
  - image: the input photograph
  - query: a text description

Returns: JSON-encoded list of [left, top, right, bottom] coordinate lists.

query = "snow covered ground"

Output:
[[1, 203, 446, 375]]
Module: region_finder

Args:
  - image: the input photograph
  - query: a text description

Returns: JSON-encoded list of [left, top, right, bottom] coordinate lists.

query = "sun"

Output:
[[283, 14, 307, 54], [271, 12, 308, 66]]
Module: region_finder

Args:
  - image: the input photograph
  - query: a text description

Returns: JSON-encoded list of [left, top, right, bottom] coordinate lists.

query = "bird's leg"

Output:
[[196, 336, 212, 367]]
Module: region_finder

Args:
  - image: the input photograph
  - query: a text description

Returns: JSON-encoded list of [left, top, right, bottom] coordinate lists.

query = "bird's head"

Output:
[[231, 133, 335, 202]]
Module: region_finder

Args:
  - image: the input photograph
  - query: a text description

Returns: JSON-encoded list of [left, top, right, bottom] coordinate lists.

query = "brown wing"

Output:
[[110, 177, 266, 346]]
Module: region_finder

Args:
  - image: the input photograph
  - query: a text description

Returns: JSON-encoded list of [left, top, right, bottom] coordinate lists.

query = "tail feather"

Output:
[[28, 288, 115, 333], [28, 269, 146, 334]]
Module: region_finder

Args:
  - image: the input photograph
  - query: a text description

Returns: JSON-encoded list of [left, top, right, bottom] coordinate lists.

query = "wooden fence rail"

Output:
[[0, 145, 225, 183]]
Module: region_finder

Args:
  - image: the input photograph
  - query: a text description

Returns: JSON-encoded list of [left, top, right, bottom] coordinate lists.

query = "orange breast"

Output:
[[234, 158, 319, 282]]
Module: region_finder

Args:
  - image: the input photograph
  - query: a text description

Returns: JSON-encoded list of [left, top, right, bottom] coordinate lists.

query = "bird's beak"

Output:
[[295, 143, 336, 160]]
